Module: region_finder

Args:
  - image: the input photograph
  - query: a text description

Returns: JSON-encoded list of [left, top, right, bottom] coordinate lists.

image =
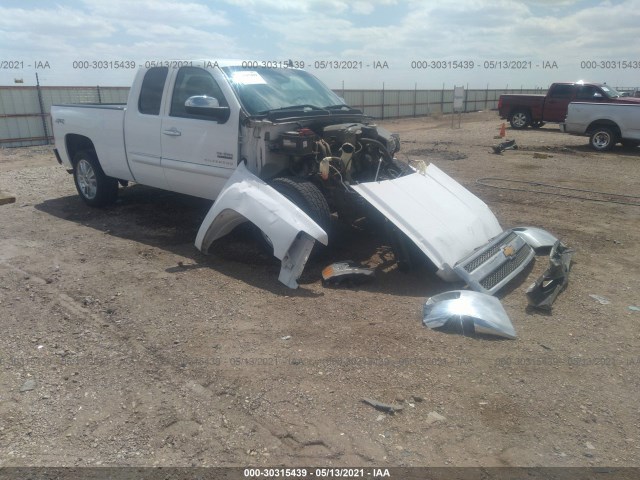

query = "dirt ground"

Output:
[[0, 111, 638, 468]]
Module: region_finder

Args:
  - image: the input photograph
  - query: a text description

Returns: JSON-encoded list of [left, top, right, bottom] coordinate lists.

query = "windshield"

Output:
[[221, 67, 345, 115], [600, 85, 622, 98]]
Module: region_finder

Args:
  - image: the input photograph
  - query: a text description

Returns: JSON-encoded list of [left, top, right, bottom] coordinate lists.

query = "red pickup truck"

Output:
[[498, 82, 640, 129]]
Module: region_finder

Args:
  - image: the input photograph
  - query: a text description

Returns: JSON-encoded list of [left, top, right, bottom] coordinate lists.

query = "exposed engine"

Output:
[[272, 122, 408, 219]]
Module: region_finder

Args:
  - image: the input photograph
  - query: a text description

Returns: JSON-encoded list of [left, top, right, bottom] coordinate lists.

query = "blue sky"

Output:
[[1, 0, 639, 89]]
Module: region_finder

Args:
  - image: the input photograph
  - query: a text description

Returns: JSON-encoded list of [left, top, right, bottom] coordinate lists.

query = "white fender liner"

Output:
[[195, 163, 328, 288]]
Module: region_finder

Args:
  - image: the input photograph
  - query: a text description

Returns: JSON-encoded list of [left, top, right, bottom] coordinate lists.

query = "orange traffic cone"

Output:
[[499, 123, 506, 138]]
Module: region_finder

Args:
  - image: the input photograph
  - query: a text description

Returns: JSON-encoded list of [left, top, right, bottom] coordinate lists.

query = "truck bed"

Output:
[[51, 103, 131, 180]]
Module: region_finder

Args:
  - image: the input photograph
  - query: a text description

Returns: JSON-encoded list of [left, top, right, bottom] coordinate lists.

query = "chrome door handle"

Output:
[[162, 128, 181, 136]]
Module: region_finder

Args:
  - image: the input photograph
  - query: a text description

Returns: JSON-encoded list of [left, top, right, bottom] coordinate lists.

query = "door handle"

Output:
[[163, 128, 181, 136]]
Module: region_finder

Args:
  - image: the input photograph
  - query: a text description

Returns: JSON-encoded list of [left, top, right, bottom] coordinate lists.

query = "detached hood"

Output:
[[352, 164, 502, 278]]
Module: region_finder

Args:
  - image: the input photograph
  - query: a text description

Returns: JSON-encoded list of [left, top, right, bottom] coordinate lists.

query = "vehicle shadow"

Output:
[[568, 143, 640, 156], [35, 184, 440, 297]]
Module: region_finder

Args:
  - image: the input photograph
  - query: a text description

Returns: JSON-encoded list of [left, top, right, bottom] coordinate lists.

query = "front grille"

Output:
[[479, 245, 531, 290], [463, 232, 518, 273]]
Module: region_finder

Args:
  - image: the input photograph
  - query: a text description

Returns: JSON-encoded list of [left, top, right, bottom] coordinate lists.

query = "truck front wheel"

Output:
[[260, 177, 332, 258], [509, 110, 531, 129], [589, 127, 617, 151], [270, 177, 331, 236], [73, 151, 119, 206]]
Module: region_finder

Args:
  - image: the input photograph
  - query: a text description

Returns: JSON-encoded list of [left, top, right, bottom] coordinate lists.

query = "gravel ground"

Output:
[[0, 111, 639, 468]]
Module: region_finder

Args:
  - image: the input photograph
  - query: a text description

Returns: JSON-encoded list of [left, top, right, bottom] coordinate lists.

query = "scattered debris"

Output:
[[426, 411, 447, 425], [408, 159, 427, 175], [280, 335, 291, 341], [0, 190, 16, 206], [586, 441, 596, 450], [628, 306, 639, 312], [362, 398, 404, 414], [322, 261, 375, 286], [20, 379, 36, 392], [423, 290, 516, 339], [526, 241, 574, 310], [492, 139, 518, 154], [589, 294, 611, 305]]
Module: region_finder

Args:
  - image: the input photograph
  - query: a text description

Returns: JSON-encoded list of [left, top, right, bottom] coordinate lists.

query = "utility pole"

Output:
[[36, 73, 50, 144]]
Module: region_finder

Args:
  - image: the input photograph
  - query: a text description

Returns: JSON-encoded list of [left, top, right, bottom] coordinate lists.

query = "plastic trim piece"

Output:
[[526, 240, 574, 310]]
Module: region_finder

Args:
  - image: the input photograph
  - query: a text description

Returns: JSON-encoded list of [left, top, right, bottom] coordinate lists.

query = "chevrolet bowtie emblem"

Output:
[[503, 245, 516, 258]]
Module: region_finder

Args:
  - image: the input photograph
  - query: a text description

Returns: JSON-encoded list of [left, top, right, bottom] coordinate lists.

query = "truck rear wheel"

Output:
[[509, 110, 531, 129], [589, 127, 617, 151], [73, 150, 119, 206]]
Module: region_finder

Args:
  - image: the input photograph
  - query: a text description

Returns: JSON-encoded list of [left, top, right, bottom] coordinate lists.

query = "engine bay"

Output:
[[267, 122, 408, 217]]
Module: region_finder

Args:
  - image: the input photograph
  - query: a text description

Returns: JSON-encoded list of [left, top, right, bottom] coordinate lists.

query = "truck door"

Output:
[[124, 67, 171, 189], [543, 84, 575, 122], [161, 66, 240, 200]]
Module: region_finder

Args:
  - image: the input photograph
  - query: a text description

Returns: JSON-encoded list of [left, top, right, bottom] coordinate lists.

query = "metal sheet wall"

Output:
[[0, 86, 129, 147], [0, 85, 571, 147]]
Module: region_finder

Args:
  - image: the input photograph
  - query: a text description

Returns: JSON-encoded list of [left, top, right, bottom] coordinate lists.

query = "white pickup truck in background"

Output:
[[560, 101, 640, 151], [51, 60, 538, 290]]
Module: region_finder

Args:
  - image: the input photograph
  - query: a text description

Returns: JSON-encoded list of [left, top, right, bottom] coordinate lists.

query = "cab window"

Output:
[[138, 67, 168, 115], [170, 67, 228, 120], [576, 85, 599, 100], [548, 84, 574, 98]]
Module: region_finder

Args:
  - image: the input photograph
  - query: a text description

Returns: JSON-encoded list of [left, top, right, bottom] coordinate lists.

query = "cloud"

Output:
[[0, 5, 116, 39], [80, 0, 229, 26], [1, 0, 639, 87]]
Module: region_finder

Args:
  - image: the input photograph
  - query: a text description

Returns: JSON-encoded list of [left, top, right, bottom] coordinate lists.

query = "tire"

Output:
[[73, 150, 119, 206], [509, 110, 531, 129], [268, 176, 332, 248], [386, 222, 435, 273], [589, 127, 617, 152], [531, 121, 545, 129]]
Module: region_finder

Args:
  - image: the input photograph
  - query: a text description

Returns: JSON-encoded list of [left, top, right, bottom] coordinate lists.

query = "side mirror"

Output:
[[185, 95, 230, 122], [593, 92, 603, 98]]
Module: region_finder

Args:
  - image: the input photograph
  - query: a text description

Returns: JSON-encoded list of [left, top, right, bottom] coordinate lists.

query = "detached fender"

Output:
[[195, 163, 328, 288]]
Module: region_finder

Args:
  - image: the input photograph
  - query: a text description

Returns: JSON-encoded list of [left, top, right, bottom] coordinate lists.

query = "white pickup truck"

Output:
[[560, 101, 640, 151], [52, 60, 538, 290]]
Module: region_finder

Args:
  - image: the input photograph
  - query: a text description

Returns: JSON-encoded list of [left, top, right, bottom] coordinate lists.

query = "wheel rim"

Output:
[[593, 132, 610, 149], [512, 113, 527, 128], [77, 159, 98, 199]]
